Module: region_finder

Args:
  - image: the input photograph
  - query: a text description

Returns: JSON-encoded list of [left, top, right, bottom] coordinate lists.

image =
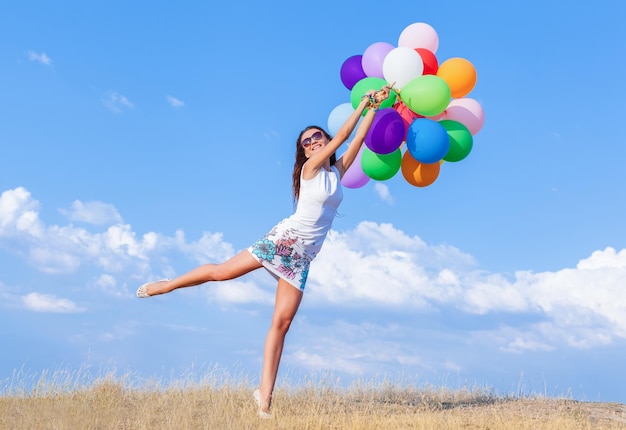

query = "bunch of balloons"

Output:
[[328, 22, 485, 188]]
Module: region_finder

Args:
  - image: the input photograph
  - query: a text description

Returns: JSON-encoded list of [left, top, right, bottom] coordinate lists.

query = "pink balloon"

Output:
[[361, 42, 394, 79], [398, 22, 439, 53], [441, 98, 485, 135], [341, 146, 370, 188]]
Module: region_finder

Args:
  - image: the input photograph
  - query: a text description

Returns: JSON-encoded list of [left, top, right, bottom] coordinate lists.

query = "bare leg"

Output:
[[144, 250, 262, 296], [257, 279, 303, 412]]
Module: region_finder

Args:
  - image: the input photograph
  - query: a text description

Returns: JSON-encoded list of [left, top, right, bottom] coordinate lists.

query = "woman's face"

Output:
[[300, 129, 328, 156]]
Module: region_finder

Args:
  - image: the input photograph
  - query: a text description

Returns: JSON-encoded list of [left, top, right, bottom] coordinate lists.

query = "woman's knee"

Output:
[[213, 251, 260, 281], [271, 316, 294, 335], [209, 263, 229, 281]]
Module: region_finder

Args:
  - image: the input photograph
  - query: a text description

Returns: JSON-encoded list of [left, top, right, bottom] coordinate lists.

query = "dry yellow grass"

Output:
[[1, 370, 625, 429]]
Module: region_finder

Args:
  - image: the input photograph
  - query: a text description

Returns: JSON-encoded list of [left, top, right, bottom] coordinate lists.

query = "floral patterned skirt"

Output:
[[247, 222, 312, 291]]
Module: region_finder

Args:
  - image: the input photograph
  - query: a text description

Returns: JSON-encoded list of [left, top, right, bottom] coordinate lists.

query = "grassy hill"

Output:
[[1, 371, 625, 429]]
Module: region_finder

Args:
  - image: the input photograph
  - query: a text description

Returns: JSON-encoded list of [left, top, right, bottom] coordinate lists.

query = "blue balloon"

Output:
[[405, 118, 450, 163], [327, 103, 355, 137]]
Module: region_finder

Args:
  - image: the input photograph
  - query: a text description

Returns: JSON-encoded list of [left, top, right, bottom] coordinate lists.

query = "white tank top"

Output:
[[285, 165, 343, 258]]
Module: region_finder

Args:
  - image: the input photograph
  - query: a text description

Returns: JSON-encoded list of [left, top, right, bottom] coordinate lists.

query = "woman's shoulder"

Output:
[[301, 161, 321, 181], [301, 163, 338, 181]]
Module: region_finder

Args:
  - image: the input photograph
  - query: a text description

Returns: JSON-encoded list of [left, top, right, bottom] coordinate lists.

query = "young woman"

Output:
[[137, 85, 392, 418]]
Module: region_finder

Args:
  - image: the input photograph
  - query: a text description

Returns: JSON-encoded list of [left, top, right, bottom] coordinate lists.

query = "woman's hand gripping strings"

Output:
[[300, 83, 393, 179], [333, 83, 394, 178]]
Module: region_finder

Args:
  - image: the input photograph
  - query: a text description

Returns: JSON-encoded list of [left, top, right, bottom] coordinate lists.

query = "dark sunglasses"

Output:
[[301, 131, 323, 148]]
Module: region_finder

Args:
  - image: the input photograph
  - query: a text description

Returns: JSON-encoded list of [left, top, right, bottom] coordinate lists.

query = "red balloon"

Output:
[[393, 100, 423, 136], [415, 48, 438, 75]]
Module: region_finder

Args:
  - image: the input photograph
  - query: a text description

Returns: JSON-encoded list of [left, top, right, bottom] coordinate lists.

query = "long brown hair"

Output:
[[292, 126, 336, 201]]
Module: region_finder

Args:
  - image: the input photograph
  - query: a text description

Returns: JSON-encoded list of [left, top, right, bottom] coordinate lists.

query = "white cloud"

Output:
[[60, 200, 123, 225], [459, 272, 529, 314], [310, 222, 474, 307], [22, 292, 84, 313], [94, 273, 116, 289], [166, 95, 184, 108], [0, 187, 44, 238], [3, 187, 626, 350], [288, 320, 427, 375], [577, 247, 626, 270], [0, 187, 236, 281], [29, 247, 82, 274], [91, 273, 131, 297], [205, 277, 274, 305], [99, 323, 137, 342], [374, 182, 394, 204], [27, 51, 52, 66], [264, 129, 280, 142], [103, 91, 133, 113], [290, 350, 367, 375], [504, 339, 553, 354], [167, 229, 235, 264], [310, 222, 626, 349], [0, 188, 157, 274]]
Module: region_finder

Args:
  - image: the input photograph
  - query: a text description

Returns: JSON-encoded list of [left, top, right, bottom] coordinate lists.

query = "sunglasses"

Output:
[[301, 131, 324, 148]]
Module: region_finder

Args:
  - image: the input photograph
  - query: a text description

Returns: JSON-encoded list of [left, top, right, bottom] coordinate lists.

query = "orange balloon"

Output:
[[401, 151, 441, 187], [436, 57, 477, 98]]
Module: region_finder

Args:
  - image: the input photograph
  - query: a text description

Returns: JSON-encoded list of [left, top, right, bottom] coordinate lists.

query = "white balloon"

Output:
[[382, 47, 424, 89], [398, 22, 439, 53]]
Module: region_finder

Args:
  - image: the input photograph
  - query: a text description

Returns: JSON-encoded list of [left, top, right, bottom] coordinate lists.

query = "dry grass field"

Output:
[[1, 370, 625, 429]]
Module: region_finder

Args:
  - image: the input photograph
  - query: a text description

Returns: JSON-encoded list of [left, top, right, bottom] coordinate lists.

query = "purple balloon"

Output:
[[340, 55, 367, 90], [361, 42, 394, 78], [365, 108, 405, 154], [341, 146, 370, 188]]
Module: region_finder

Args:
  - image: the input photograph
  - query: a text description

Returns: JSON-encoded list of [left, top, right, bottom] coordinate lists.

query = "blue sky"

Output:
[[2, 1, 626, 402]]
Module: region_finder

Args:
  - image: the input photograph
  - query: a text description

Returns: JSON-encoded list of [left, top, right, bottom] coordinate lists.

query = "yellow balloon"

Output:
[[437, 57, 477, 98]]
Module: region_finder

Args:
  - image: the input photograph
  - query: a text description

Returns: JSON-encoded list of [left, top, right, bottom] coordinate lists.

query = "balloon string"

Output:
[[389, 84, 402, 100], [390, 84, 401, 93]]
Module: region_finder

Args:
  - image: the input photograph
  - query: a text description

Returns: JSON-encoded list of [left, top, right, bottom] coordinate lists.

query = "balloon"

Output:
[[361, 147, 402, 181], [415, 48, 438, 75], [398, 22, 439, 53], [401, 75, 450, 117], [393, 100, 423, 136], [342, 146, 370, 188], [361, 42, 394, 79], [401, 151, 441, 187], [350, 77, 396, 113], [440, 120, 473, 162], [437, 57, 477, 98], [327, 103, 357, 137], [405, 118, 450, 163], [382, 47, 423, 89], [340, 55, 367, 90], [441, 97, 485, 135], [364, 108, 404, 154]]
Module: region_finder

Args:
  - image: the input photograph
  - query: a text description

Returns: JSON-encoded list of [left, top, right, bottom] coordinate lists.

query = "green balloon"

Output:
[[350, 77, 397, 115], [440, 120, 473, 162], [401, 75, 451, 117], [361, 147, 402, 181]]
